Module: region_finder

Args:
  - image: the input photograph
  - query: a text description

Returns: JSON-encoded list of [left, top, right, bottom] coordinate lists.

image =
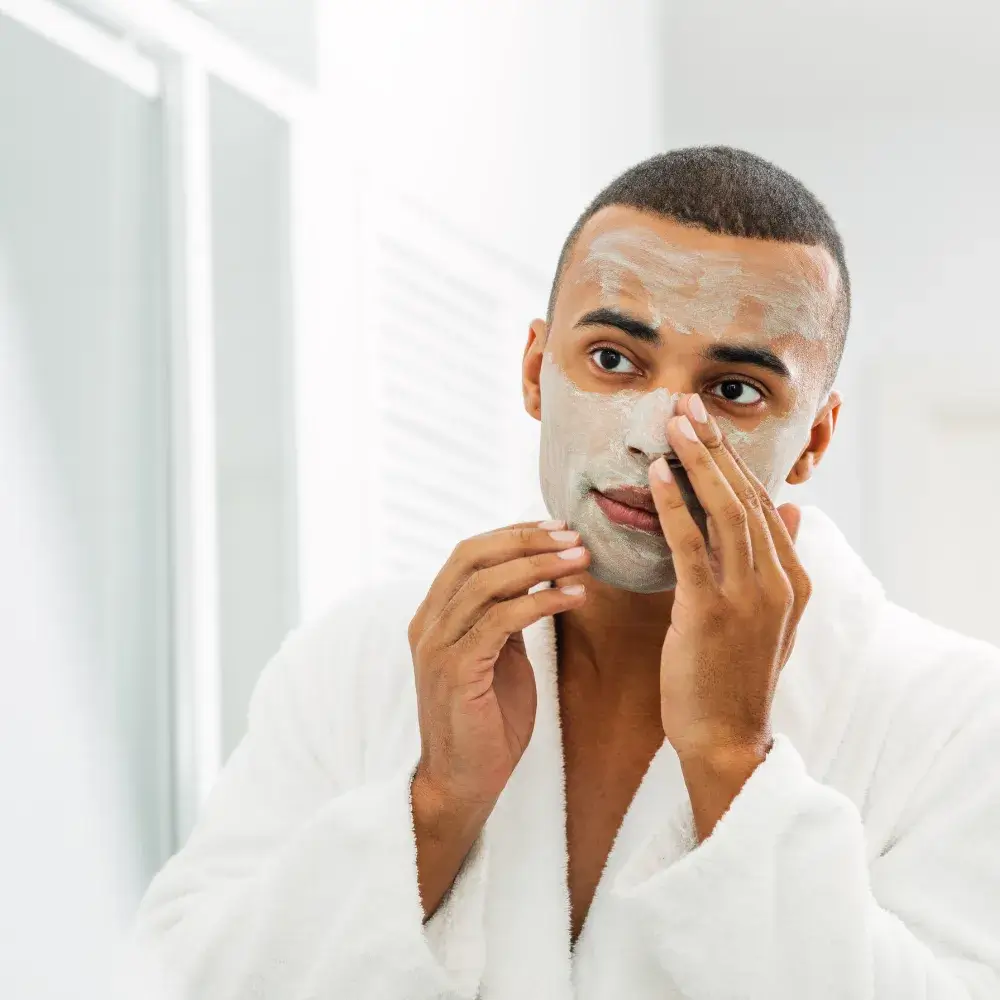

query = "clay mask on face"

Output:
[[538, 352, 817, 593], [579, 227, 837, 343], [539, 351, 682, 593]]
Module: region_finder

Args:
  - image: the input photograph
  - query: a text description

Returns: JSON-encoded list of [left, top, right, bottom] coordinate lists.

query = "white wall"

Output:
[[180, 0, 319, 84], [320, 0, 667, 274], [657, 0, 1000, 569], [296, 0, 670, 616], [0, 14, 166, 995]]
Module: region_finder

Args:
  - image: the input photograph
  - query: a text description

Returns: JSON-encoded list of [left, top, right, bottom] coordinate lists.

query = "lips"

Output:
[[598, 485, 658, 514]]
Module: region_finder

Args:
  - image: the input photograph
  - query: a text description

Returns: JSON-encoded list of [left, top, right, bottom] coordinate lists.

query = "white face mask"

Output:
[[579, 227, 838, 343], [537, 351, 812, 594], [539, 350, 680, 593]]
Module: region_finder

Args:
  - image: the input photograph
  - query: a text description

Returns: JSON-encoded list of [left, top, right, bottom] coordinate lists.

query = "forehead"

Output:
[[559, 205, 841, 346]]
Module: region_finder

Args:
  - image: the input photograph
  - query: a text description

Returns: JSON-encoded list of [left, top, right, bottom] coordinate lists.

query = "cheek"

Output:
[[716, 413, 811, 491], [539, 355, 636, 477]]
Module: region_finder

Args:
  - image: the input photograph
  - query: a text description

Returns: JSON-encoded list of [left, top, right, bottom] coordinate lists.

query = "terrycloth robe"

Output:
[[128, 505, 1000, 999]]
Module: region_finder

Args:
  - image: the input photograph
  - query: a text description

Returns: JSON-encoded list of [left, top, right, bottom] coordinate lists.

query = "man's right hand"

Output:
[[406, 519, 590, 917]]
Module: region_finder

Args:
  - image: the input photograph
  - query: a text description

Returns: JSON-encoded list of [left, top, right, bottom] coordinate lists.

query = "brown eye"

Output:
[[589, 347, 637, 375], [710, 380, 762, 405]]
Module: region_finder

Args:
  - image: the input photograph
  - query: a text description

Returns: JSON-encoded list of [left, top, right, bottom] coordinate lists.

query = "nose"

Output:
[[625, 388, 680, 462]]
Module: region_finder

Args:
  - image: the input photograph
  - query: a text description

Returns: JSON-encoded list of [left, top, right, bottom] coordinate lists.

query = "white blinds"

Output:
[[360, 191, 548, 583]]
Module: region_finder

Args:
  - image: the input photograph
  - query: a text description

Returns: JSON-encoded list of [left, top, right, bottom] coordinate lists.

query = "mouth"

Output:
[[591, 486, 663, 534], [599, 484, 658, 514]]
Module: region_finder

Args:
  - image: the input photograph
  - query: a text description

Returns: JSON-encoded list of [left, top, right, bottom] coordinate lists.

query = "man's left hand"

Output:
[[648, 393, 812, 775]]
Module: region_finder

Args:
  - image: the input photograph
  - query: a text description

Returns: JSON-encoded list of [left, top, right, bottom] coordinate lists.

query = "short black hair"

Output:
[[547, 146, 851, 377]]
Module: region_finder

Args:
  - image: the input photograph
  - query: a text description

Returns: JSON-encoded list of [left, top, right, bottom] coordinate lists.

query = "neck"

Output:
[[556, 571, 674, 701]]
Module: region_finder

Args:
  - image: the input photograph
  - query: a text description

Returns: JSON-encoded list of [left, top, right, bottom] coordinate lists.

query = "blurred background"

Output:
[[1, 0, 998, 995]]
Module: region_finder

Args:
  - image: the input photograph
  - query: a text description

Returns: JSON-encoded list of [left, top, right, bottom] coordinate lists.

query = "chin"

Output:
[[586, 546, 679, 594]]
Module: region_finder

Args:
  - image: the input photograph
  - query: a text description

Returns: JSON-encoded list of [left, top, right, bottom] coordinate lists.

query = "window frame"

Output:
[[0, 0, 318, 849]]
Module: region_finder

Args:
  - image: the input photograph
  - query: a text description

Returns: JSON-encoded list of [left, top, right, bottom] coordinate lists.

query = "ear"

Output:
[[786, 389, 842, 485], [522, 318, 548, 422]]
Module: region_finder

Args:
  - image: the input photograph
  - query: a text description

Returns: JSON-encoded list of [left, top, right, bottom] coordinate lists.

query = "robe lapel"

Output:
[[478, 590, 575, 999], [478, 503, 886, 998], [767, 506, 885, 780]]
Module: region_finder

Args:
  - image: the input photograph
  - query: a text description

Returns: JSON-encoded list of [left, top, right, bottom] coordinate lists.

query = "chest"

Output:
[[558, 675, 665, 946]]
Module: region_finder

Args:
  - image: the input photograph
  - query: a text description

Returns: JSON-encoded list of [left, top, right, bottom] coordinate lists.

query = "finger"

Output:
[[721, 441, 812, 639], [711, 429, 812, 643], [481, 518, 565, 536], [685, 403, 788, 584], [666, 405, 753, 581], [648, 457, 717, 592], [455, 585, 588, 663], [421, 521, 582, 626], [777, 503, 802, 544], [752, 492, 810, 627], [771, 502, 811, 615], [434, 543, 591, 646], [705, 516, 723, 576], [722, 435, 803, 580]]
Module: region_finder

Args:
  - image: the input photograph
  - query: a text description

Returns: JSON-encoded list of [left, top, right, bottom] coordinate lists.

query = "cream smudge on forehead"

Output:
[[578, 226, 837, 342]]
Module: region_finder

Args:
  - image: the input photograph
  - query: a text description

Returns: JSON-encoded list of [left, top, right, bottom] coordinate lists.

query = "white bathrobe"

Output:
[[128, 505, 1000, 999]]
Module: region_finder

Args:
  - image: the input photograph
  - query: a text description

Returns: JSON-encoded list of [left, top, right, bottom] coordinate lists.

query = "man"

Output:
[[129, 147, 1000, 999]]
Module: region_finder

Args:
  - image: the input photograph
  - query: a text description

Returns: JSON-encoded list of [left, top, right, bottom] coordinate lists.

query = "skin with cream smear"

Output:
[[526, 207, 841, 595], [580, 226, 839, 343]]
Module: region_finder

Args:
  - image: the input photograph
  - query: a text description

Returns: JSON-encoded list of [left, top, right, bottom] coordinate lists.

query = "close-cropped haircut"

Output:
[[547, 146, 850, 375]]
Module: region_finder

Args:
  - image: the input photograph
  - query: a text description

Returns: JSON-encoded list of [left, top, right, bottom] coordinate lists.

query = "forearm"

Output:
[[678, 736, 772, 843], [411, 766, 493, 920]]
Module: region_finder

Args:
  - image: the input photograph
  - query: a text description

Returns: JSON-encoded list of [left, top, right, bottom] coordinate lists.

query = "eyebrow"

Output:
[[576, 307, 792, 380], [575, 308, 661, 345], [702, 344, 791, 380]]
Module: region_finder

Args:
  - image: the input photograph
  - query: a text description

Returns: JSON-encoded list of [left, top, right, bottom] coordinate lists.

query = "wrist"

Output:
[[411, 763, 494, 843], [673, 730, 773, 770]]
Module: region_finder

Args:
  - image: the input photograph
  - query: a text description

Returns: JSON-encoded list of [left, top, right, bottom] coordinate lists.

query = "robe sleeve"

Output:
[[613, 695, 1000, 999], [125, 615, 489, 1000]]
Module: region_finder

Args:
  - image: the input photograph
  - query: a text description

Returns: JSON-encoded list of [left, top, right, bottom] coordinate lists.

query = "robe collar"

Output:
[[477, 503, 885, 998]]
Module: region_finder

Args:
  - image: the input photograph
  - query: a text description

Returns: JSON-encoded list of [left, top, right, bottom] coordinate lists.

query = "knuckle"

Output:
[[693, 449, 714, 472], [688, 561, 714, 589], [460, 610, 489, 647], [516, 526, 537, 546], [538, 589, 561, 612], [452, 625, 476, 658], [477, 601, 499, 631], [530, 551, 553, 572], [704, 603, 729, 636], [740, 484, 762, 512], [463, 569, 487, 599], [664, 491, 688, 512], [723, 501, 748, 528], [681, 532, 706, 559], [412, 632, 435, 667], [769, 579, 794, 613]]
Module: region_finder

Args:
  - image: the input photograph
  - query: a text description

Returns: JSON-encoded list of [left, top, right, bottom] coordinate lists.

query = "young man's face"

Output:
[[523, 205, 843, 594]]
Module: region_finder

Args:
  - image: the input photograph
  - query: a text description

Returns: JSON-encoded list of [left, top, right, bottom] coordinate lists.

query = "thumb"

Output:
[[777, 503, 802, 543]]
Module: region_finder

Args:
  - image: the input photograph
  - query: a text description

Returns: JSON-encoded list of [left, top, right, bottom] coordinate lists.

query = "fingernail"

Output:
[[539, 519, 565, 529], [689, 394, 708, 423], [650, 456, 672, 484], [561, 584, 586, 596], [549, 530, 579, 543], [557, 545, 586, 560], [677, 415, 699, 442]]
